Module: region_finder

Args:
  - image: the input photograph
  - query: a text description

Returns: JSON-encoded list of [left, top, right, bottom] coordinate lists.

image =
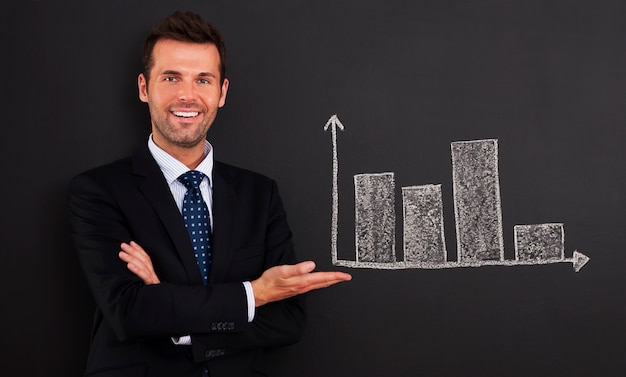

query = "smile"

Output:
[[172, 111, 199, 118]]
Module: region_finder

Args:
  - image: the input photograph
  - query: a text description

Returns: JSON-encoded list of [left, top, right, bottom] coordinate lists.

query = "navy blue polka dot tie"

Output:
[[178, 170, 211, 285]]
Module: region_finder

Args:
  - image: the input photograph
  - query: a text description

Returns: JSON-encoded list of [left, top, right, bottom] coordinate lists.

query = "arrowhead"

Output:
[[324, 114, 345, 131], [572, 250, 590, 272]]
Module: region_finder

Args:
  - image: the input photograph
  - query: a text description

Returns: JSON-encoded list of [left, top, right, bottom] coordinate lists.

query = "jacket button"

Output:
[[211, 322, 235, 331], [205, 349, 225, 358]]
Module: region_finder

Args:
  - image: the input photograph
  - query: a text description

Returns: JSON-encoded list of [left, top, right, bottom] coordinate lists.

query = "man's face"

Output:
[[138, 39, 229, 152]]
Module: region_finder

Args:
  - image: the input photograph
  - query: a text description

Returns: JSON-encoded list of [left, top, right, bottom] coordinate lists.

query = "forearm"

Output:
[[189, 294, 306, 362], [80, 259, 249, 341]]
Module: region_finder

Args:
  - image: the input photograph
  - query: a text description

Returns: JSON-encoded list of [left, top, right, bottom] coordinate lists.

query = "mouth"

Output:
[[172, 111, 200, 118]]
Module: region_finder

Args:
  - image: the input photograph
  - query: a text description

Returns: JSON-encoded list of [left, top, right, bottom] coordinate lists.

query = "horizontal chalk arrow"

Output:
[[570, 250, 590, 272], [334, 250, 590, 272]]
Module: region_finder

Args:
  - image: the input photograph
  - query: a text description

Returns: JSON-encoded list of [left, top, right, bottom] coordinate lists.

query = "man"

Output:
[[68, 11, 351, 377]]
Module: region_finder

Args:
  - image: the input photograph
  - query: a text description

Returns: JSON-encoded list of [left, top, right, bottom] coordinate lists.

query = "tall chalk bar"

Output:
[[451, 139, 504, 262]]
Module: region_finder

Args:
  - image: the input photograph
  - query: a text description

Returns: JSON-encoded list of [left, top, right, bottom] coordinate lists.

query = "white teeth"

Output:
[[173, 111, 199, 118]]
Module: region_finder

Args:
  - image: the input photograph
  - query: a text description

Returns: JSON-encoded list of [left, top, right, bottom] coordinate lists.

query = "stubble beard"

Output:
[[150, 105, 213, 149]]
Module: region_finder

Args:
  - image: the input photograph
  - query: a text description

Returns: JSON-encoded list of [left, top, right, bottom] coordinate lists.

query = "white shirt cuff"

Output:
[[171, 335, 191, 345], [243, 281, 256, 322]]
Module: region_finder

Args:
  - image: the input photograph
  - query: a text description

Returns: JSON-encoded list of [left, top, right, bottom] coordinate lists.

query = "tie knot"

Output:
[[178, 170, 206, 190]]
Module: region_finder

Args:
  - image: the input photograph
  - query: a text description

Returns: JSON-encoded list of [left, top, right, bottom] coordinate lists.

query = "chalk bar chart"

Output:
[[325, 115, 590, 272]]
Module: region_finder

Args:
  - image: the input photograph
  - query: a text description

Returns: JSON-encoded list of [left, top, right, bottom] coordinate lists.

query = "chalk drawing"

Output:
[[324, 115, 590, 272], [324, 115, 344, 265], [354, 172, 396, 263], [451, 139, 505, 262], [334, 250, 590, 272], [403, 185, 447, 264], [514, 223, 564, 261]]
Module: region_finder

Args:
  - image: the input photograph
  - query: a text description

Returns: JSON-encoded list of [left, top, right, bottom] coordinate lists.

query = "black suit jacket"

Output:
[[68, 145, 306, 377]]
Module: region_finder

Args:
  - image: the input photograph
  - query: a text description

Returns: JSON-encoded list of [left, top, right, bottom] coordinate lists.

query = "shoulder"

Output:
[[214, 161, 276, 186], [69, 156, 133, 188], [68, 144, 156, 197], [69, 146, 155, 188], [212, 161, 283, 203]]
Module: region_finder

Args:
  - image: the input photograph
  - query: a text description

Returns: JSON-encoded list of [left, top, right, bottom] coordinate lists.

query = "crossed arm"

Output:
[[119, 241, 352, 307]]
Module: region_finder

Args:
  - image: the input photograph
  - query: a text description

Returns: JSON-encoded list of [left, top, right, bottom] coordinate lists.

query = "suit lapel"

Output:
[[210, 163, 236, 284], [131, 146, 203, 285]]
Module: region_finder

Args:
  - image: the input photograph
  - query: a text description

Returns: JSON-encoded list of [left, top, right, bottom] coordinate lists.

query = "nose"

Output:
[[178, 80, 196, 101]]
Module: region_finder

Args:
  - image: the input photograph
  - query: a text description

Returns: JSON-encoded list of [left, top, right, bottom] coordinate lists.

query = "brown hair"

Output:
[[142, 11, 227, 84]]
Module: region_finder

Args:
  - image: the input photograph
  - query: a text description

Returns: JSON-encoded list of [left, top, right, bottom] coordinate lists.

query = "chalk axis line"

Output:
[[324, 115, 590, 273]]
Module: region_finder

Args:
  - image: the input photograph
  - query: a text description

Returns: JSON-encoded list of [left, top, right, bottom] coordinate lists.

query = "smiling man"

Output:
[[68, 11, 351, 377], [139, 38, 228, 160]]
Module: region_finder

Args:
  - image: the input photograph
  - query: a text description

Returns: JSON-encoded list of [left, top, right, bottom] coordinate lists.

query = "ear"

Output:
[[138, 73, 148, 103], [218, 78, 229, 108]]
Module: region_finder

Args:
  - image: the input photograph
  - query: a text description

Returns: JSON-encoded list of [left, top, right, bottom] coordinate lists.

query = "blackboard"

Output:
[[3, 1, 626, 376]]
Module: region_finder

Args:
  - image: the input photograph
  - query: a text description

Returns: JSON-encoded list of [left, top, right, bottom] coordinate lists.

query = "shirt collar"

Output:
[[147, 134, 214, 186]]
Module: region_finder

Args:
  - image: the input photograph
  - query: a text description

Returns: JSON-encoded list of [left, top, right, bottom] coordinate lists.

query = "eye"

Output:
[[164, 76, 178, 82], [198, 78, 210, 84]]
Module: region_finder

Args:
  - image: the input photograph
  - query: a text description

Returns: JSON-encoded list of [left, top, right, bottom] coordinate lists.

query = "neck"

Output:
[[152, 135, 206, 170], [171, 148, 205, 170]]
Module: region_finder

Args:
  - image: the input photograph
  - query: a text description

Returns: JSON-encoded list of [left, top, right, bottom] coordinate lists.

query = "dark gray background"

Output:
[[2, 1, 626, 376]]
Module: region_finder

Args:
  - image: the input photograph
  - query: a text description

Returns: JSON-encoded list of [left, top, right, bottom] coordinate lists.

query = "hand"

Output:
[[119, 241, 161, 285], [251, 261, 352, 307]]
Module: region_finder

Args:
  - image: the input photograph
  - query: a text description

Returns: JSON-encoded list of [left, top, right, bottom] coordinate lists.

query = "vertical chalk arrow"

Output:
[[325, 115, 345, 264]]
